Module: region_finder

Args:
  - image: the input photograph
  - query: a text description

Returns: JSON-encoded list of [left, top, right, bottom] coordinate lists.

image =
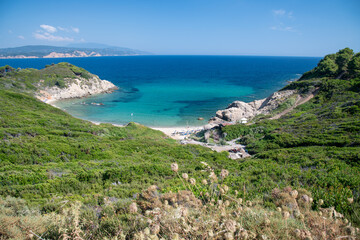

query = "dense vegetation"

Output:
[[0, 62, 93, 91], [222, 48, 360, 226], [0, 48, 359, 239]]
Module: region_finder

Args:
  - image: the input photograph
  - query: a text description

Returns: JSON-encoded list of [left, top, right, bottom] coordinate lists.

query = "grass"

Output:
[[0, 49, 359, 239]]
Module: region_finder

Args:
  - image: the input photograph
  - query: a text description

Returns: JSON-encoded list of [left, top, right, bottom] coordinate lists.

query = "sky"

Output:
[[0, 0, 359, 56]]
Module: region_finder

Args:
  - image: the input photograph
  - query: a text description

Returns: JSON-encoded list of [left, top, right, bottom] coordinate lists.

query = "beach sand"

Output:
[[152, 126, 204, 140]]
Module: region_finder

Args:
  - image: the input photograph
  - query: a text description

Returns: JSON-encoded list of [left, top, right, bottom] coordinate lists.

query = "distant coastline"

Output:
[[0, 44, 150, 59]]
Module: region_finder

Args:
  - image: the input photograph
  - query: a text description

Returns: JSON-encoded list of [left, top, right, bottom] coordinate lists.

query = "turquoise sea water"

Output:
[[0, 56, 320, 127]]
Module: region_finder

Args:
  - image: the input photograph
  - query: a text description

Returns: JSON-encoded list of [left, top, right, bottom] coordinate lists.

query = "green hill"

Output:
[[0, 48, 359, 239]]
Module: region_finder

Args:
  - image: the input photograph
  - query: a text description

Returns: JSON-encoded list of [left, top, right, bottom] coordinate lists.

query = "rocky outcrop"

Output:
[[36, 75, 118, 102], [43, 51, 101, 58], [210, 90, 297, 124]]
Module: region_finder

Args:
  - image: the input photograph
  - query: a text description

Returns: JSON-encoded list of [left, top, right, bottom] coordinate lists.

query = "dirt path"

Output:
[[270, 89, 318, 120]]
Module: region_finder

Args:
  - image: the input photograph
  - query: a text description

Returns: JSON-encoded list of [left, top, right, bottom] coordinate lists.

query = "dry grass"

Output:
[[0, 164, 359, 240]]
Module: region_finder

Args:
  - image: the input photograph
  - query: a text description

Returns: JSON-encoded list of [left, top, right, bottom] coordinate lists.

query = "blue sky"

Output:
[[0, 0, 359, 56]]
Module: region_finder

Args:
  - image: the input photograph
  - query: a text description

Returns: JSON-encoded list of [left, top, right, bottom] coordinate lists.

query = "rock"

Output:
[[36, 75, 118, 101], [210, 90, 296, 123]]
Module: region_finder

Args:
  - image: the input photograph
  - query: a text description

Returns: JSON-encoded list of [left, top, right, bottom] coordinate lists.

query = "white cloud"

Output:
[[34, 24, 80, 42], [270, 24, 295, 32], [40, 24, 57, 33], [71, 27, 79, 33], [18, 35, 25, 39], [58, 26, 68, 31], [288, 11, 294, 19], [33, 32, 74, 42], [273, 9, 286, 16]]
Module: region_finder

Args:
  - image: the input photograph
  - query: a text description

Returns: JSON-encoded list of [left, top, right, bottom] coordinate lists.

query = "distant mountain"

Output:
[[0, 45, 151, 59]]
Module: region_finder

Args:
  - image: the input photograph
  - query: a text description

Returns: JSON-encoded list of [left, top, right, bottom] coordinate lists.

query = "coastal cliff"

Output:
[[36, 75, 117, 102], [0, 62, 118, 102]]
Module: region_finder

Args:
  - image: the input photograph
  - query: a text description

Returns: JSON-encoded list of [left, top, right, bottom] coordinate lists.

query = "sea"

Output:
[[0, 55, 320, 127]]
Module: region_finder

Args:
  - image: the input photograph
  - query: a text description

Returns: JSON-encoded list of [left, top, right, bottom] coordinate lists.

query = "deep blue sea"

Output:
[[0, 56, 320, 127]]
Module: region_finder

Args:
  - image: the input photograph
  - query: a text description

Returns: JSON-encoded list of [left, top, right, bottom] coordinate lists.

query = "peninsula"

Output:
[[0, 62, 118, 103]]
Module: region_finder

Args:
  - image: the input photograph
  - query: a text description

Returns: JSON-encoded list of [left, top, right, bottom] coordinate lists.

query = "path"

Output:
[[270, 89, 318, 120]]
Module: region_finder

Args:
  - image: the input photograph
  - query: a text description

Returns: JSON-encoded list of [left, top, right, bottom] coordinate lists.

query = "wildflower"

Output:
[[293, 209, 301, 218], [224, 232, 234, 240], [209, 171, 217, 182], [220, 169, 229, 179], [219, 188, 225, 195], [202, 179, 208, 185], [223, 185, 229, 193], [239, 230, 248, 239], [208, 230, 214, 237], [144, 228, 151, 235], [289, 190, 298, 199], [148, 185, 158, 192], [264, 218, 270, 226], [171, 233, 180, 240], [225, 219, 237, 232], [129, 202, 138, 214], [246, 200, 252, 207], [189, 178, 196, 185], [301, 195, 310, 203], [294, 229, 301, 237], [260, 235, 268, 240], [238, 198, 243, 204], [150, 224, 160, 235], [276, 207, 282, 212], [225, 200, 230, 207], [217, 200, 223, 206], [348, 198, 354, 204], [283, 211, 290, 219], [180, 207, 189, 217], [182, 173, 188, 180], [171, 163, 179, 172], [235, 190, 238, 196]]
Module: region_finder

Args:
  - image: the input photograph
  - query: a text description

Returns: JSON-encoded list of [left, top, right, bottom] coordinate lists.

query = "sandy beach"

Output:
[[151, 126, 204, 140]]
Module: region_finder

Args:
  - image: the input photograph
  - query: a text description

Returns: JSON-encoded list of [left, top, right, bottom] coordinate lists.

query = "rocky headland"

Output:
[[209, 89, 297, 124], [36, 75, 118, 102]]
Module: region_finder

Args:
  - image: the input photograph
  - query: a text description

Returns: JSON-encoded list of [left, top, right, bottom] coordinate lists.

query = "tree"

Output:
[[335, 48, 354, 74], [348, 53, 360, 78], [316, 54, 338, 77]]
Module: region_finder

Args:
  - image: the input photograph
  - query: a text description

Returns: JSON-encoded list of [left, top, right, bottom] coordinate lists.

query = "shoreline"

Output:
[[48, 99, 204, 139]]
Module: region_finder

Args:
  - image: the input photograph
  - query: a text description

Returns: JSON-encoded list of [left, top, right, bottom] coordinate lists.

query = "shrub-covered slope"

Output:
[[0, 49, 359, 239], [222, 48, 360, 225]]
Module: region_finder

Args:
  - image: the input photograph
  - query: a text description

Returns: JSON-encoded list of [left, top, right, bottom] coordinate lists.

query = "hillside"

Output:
[[0, 49, 359, 239], [0, 45, 150, 59]]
